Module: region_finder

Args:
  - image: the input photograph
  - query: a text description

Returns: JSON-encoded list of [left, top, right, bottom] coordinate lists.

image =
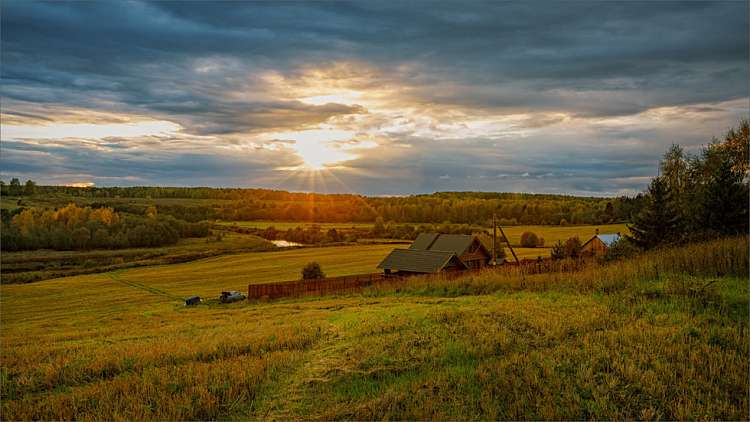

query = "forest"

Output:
[[0, 204, 210, 251], [1, 185, 638, 226]]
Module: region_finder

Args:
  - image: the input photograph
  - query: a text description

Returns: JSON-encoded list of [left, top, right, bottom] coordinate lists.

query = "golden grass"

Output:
[[1, 232, 275, 284], [1, 237, 747, 420]]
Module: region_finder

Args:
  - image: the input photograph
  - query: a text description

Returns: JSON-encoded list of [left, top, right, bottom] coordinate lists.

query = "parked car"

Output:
[[220, 291, 245, 303]]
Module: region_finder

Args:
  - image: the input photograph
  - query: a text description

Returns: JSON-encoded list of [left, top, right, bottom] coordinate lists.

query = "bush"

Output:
[[602, 238, 639, 262], [520, 232, 542, 247], [302, 262, 325, 280], [551, 240, 566, 260], [563, 236, 582, 258]]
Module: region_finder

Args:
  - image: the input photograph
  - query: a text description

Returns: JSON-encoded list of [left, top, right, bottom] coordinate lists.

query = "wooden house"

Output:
[[377, 233, 491, 275], [581, 233, 621, 256]]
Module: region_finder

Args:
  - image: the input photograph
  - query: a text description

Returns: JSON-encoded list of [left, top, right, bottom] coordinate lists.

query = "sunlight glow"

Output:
[[267, 129, 359, 169], [291, 141, 355, 169], [298, 91, 363, 106]]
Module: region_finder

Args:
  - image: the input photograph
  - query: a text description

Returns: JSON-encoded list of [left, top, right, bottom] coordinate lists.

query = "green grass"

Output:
[[1, 237, 747, 420]]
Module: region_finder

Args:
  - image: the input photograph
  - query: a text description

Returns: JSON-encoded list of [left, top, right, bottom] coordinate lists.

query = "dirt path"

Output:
[[246, 323, 355, 420], [108, 270, 184, 302]]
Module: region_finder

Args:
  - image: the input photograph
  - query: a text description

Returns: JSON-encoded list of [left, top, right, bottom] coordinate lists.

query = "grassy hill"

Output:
[[1, 237, 747, 420]]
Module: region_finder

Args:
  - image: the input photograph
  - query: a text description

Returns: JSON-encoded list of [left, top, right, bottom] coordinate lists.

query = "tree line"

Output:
[[1, 183, 640, 227], [1, 204, 211, 251]]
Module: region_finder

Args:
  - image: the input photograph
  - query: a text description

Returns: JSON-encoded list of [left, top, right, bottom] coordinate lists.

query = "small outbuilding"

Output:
[[581, 233, 621, 256]]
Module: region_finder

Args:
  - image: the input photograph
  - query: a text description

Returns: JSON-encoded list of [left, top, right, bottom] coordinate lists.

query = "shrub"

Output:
[[563, 236, 582, 258], [551, 240, 566, 260], [602, 238, 638, 262], [520, 231, 541, 247], [302, 262, 325, 280]]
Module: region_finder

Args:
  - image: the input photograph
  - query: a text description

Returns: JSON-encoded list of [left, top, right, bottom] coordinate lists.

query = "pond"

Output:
[[271, 240, 303, 248]]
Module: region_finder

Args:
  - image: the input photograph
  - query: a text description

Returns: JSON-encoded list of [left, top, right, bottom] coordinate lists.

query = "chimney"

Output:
[[595, 228, 599, 235]]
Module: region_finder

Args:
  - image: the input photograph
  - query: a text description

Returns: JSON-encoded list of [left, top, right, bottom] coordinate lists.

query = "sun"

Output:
[[292, 140, 353, 170], [267, 128, 357, 170]]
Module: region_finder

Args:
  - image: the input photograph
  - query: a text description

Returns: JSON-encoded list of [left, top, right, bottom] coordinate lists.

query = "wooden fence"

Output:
[[248, 257, 592, 301], [248, 273, 398, 300]]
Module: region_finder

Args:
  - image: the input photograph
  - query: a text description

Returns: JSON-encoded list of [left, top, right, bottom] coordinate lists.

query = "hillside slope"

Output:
[[1, 237, 747, 420]]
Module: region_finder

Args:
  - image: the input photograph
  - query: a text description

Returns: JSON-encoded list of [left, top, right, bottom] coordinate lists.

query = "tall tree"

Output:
[[703, 157, 749, 236], [661, 144, 688, 195], [8, 178, 21, 196], [23, 180, 37, 196], [628, 176, 682, 249]]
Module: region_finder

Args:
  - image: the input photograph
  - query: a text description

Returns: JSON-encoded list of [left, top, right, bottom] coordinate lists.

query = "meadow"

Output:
[[0, 232, 275, 284], [1, 236, 747, 420]]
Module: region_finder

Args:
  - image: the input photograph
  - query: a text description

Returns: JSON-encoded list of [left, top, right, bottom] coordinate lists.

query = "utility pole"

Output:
[[497, 224, 520, 264]]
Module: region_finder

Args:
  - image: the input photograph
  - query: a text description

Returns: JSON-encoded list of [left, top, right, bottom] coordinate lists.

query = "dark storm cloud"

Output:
[[3, 0, 746, 121]]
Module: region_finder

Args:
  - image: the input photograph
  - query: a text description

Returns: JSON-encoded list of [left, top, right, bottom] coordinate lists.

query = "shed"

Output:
[[581, 233, 621, 256]]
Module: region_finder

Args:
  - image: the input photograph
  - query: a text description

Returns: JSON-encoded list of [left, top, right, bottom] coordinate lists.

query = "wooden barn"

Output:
[[377, 233, 492, 275], [581, 232, 622, 256]]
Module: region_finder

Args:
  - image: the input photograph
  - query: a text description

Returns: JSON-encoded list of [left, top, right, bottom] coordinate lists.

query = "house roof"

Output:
[[583, 233, 622, 248], [377, 249, 465, 273], [410, 233, 477, 255], [409, 233, 440, 250]]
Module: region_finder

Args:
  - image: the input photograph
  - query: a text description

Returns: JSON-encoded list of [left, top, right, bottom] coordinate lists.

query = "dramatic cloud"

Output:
[[1, 0, 747, 195]]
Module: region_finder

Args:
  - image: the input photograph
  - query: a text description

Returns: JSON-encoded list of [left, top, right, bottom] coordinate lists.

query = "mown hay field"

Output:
[[0, 232, 276, 284], [1, 237, 747, 420]]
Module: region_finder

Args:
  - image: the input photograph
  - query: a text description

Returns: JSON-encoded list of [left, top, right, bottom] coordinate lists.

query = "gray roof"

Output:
[[410, 233, 476, 255], [596, 234, 621, 247], [377, 249, 465, 273], [409, 233, 440, 250]]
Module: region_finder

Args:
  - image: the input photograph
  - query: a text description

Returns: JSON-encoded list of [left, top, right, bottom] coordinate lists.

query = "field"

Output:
[[216, 220, 376, 230], [1, 237, 747, 420], [0, 232, 276, 284], [496, 223, 627, 245]]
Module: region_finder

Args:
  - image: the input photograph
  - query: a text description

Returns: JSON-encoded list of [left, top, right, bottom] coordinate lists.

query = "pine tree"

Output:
[[627, 176, 681, 249], [703, 157, 749, 236]]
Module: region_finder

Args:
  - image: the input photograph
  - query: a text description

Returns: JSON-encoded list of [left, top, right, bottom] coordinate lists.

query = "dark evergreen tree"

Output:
[[703, 157, 749, 236], [628, 177, 681, 249]]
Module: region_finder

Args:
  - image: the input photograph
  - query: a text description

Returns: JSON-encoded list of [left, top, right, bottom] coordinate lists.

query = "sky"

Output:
[[1, 0, 748, 196]]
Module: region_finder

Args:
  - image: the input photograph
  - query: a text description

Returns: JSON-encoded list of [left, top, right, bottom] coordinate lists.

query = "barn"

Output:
[[377, 233, 492, 275], [581, 233, 622, 256]]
